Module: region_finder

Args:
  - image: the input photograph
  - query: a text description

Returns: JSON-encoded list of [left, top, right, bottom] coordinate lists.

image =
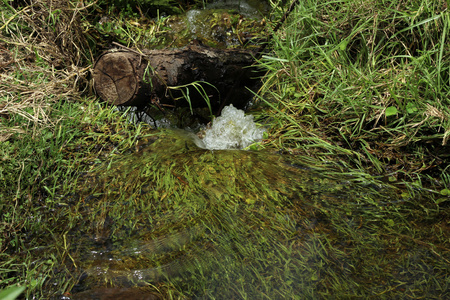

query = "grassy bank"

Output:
[[257, 0, 450, 194], [0, 0, 157, 297], [1, 0, 449, 298]]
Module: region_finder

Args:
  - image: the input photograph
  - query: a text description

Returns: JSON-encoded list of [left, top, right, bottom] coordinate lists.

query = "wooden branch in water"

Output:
[[93, 44, 262, 110]]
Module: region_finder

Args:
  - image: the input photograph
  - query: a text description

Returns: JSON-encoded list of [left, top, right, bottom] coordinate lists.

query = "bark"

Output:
[[93, 44, 262, 111]]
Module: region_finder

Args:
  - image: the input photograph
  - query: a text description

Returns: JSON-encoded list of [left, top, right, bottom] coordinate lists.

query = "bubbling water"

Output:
[[198, 104, 265, 150]]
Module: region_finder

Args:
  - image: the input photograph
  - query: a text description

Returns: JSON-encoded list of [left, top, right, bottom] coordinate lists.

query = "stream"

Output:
[[68, 122, 448, 298], [68, 2, 449, 298]]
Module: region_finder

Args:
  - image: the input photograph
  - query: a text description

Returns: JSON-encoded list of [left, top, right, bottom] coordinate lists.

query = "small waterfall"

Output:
[[197, 104, 265, 150]]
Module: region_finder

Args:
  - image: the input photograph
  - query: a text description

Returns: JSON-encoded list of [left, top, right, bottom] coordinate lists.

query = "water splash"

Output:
[[198, 104, 265, 150]]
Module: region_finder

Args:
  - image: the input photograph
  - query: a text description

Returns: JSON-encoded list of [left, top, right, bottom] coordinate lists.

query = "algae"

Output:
[[66, 129, 450, 298]]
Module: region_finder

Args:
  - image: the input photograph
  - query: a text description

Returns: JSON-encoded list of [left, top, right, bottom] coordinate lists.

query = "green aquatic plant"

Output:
[[0, 286, 26, 300], [68, 129, 449, 298], [167, 81, 217, 117]]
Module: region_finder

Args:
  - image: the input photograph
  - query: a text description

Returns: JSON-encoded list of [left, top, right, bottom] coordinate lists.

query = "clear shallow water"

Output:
[[203, 0, 269, 19], [69, 129, 450, 298], [156, 0, 268, 49], [68, 1, 449, 297]]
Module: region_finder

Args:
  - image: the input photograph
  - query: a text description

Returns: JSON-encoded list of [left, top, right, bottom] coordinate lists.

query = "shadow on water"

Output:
[[69, 129, 450, 299]]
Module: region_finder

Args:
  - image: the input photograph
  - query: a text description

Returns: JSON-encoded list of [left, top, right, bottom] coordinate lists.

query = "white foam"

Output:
[[199, 105, 265, 150]]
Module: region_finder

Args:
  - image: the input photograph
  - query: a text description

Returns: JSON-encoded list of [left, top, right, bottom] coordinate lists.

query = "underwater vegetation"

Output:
[[0, 0, 449, 298]]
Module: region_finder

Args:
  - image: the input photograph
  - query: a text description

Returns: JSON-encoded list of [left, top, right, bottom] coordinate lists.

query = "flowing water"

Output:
[[68, 110, 449, 298], [68, 2, 449, 298], [195, 105, 266, 150], [156, 0, 268, 49]]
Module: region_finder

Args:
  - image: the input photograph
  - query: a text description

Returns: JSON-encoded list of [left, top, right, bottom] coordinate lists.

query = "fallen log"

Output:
[[93, 44, 262, 111]]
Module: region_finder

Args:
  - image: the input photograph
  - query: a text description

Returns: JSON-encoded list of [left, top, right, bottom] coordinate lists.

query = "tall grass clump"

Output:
[[0, 0, 158, 297], [258, 0, 450, 190]]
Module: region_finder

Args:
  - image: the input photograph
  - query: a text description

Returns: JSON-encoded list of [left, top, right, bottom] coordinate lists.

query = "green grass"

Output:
[[257, 0, 450, 190], [0, 3, 157, 293], [0, 95, 155, 297], [1, 0, 449, 298]]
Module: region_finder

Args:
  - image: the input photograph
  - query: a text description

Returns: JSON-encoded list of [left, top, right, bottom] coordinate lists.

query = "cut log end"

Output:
[[93, 51, 142, 106]]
